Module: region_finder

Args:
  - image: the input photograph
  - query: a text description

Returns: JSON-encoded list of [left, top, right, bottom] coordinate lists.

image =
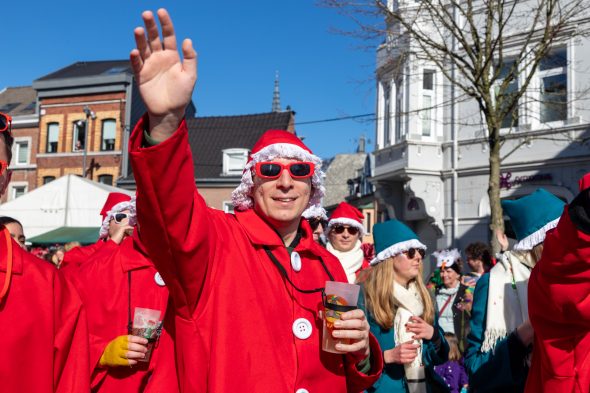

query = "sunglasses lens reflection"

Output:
[[259, 163, 282, 178]]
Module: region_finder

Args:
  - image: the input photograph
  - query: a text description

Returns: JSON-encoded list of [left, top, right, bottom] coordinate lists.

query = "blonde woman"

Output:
[[358, 219, 449, 393]]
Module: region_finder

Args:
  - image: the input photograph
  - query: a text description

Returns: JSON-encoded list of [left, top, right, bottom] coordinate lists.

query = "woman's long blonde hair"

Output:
[[358, 256, 434, 330]]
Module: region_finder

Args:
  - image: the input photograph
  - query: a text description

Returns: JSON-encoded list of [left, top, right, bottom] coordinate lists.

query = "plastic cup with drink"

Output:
[[322, 281, 360, 353], [131, 307, 163, 362]]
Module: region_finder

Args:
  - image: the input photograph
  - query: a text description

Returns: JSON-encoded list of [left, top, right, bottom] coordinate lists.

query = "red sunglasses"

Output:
[[0, 160, 7, 176], [254, 161, 315, 180], [0, 112, 12, 134]]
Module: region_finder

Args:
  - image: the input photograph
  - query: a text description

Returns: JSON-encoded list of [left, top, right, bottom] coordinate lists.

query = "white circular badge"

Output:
[[154, 272, 166, 287], [291, 251, 302, 272]]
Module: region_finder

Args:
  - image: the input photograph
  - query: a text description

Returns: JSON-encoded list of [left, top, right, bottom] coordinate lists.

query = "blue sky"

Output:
[[3, 1, 380, 159]]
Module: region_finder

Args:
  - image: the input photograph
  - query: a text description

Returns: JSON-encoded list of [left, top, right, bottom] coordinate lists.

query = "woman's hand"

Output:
[[384, 341, 420, 364], [406, 316, 434, 340]]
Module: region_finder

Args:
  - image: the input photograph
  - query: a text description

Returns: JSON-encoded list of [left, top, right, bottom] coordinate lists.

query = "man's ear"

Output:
[[0, 170, 12, 197]]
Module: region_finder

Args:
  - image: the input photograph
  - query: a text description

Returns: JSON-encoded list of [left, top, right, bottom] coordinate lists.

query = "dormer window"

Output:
[[222, 148, 249, 176]]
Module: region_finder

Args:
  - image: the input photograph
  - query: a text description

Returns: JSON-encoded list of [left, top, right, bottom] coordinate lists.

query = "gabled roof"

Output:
[[35, 60, 131, 81], [187, 111, 295, 179], [0, 86, 36, 116]]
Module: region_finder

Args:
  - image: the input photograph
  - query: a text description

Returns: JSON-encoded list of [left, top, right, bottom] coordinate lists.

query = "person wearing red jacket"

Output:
[[60, 192, 133, 271], [327, 202, 371, 283], [127, 9, 383, 392], [0, 111, 90, 392], [526, 174, 590, 392], [74, 200, 177, 392]]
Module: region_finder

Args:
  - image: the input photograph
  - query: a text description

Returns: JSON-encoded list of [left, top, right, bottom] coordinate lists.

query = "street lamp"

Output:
[[82, 105, 96, 178]]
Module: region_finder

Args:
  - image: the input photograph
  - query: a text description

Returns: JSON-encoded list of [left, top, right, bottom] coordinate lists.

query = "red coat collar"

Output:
[[234, 209, 322, 255], [119, 235, 153, 273]]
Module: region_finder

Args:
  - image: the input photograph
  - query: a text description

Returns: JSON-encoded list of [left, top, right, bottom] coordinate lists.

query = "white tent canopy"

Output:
[[0, 175, 134, 238]]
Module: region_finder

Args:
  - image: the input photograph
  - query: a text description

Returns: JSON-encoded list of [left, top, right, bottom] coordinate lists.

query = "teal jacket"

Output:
[[463, 273, 530, 392], [359, 290, 450, 393]]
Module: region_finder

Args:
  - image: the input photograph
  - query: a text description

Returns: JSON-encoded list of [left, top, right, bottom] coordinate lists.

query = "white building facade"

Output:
[[372, 1, 590, 251]]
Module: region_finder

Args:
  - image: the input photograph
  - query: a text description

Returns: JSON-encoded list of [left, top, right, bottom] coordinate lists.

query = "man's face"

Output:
[[466, 257, 481, 271], [328, 225, 360, 252], [5, 222, 25, 248], [108, 209, 132, 238], [0, 136, 11, 197], [252, 158, 312, 229]]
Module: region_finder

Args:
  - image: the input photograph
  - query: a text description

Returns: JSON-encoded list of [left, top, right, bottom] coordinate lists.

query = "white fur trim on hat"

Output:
[[99, 196, 137, 239], [302, 205, 328, 220], [370, 239, 427, 266], [432, 249, 462, 268], [328, 217, 366, 236], [231, 143, 325, 212], [513, 217, 560, 251]]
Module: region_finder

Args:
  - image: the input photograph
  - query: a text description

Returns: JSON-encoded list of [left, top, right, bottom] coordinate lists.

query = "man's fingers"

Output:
[[335, 340, 367, 353], [332, 328, 368, 341], [128, 359, 138, 366], [157, 8, 177, 51], [134, 27, 151, 60], [126, 349, 147, 359], [142, 10, 163, 52], [340, 309, 366, 321], [128, 335, 149, 345], [127, 342, 148, 353], [130, 50, 143, 76], [181, 39, 198, 81]]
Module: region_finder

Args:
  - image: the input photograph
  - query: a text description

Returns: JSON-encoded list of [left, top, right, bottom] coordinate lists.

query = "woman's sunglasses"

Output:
[[254, 161, 315, 180], [0, 112, 12, 134], [403, 248, 426, 259], [307, 217, 327, 231], [332, 225, 360, 236], [112, 212, 130, 224]]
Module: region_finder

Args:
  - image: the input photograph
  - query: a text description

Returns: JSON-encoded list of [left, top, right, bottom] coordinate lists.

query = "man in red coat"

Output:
[[60, 192, 133, 271], [526, 174, 590, 392], [127, 9, 383, 392], [74, 200, 178, 392], [0, 111, 90, 392]]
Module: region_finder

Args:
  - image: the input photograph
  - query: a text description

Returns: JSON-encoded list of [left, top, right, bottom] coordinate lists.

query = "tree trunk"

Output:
[[488, 127, 504, 255]]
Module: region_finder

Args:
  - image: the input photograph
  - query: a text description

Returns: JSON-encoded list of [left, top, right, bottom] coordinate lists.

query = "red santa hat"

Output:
[[231, 130, 325, 211], [99, 193, 136, 239], [328, 202, 366, 236]]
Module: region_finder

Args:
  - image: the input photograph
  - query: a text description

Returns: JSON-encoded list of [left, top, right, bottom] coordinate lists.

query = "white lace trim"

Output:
[[513, 217, 560, 251], [302, 205, 328, 220], [370, 239, 427, 265], [231, 143, 325, 211]]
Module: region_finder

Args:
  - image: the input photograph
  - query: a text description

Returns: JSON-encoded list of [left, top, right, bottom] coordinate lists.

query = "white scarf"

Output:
[[393, 281, 427, 393], [482, 251, 534, 352], [327, 240, 364, 284]]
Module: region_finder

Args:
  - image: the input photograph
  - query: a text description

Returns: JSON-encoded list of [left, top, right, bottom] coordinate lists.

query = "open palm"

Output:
[[130, 9, 197, 124]]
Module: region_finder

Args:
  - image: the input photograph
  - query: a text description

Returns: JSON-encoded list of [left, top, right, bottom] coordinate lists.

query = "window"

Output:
[[395, 78, 403, 142], [222, 148, 249, 176], [98, 174, 113, 186], [15, 141, 29, 165], [46, 123, 59, 153], [12, 186, 26, 199], [43, 176, 55, 185], [421, 70, 435, 136], [223, 201, 235, 214], [539, 47, 568, 123], [495, 60, 519, 129], [101, 119, 116, 151], [383, 83, 391, 146], [72, 121, 86, 151]]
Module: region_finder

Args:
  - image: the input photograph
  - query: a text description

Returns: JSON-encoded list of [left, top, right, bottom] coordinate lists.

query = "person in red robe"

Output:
[[0, 111, 90, 392], [127, 9, 383, 392], [74, 199, 178, 392], [526, 174, 590, 392], [60, 192, 134, 271]]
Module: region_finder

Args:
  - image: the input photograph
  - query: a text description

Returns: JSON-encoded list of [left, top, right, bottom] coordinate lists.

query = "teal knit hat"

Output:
[[371, 219, 426, 265], [501, 188, 565, 251]]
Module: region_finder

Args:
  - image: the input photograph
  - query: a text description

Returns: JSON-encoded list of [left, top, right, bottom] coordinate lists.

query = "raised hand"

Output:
[[130, 9, 197, 141], [384, 341, 420, 364], [406, 316, 434, 340]]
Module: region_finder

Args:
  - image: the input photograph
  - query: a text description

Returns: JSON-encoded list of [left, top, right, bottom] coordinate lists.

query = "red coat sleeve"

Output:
[[344, 333, 384, 392], [129, 115, 214, 319], [53, 272, 90, 393]]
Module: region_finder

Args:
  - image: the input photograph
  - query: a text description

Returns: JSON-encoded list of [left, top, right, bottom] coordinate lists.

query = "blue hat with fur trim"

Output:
[[501, 188, 565, 251], [371, 219, 426, 265]]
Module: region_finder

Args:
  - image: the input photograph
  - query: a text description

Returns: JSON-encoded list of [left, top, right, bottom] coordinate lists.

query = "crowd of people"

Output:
[[1, 8, 590, 393]]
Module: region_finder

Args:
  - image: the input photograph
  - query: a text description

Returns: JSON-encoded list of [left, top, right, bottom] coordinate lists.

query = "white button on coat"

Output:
[[292, 318, 312, 340], [291, 251, 302, 272], [295, 389, 310, 393], [154, 272, 166, 286]]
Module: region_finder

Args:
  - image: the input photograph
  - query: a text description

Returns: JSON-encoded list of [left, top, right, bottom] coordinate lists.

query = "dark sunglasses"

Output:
[[112, 212, 130, 224], [307, 218, 327, 231], [255, 161, 315, 180], [332, 225, 360, 236], [403, 248, 426, 259], [0, 112, 12, 134]]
